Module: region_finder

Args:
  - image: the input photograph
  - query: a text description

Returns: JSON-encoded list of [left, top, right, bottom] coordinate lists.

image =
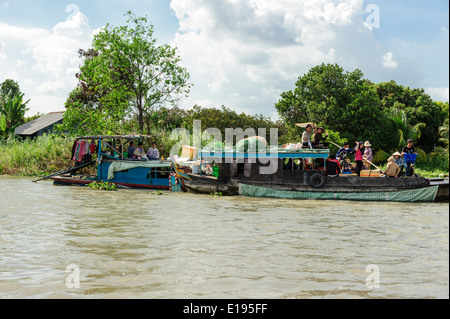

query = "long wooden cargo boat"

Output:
[[183, 148, 448, 202]]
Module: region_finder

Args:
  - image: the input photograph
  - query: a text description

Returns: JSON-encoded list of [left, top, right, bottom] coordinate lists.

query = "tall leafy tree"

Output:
[[275, 63, 383, 145], [62, 11, 191, 135]]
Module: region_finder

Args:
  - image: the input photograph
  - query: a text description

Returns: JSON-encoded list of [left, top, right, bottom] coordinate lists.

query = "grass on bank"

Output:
[[0, 134, 73, 177]]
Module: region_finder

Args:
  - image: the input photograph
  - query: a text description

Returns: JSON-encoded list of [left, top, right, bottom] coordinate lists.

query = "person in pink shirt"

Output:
[[354, 141, 364, 177]]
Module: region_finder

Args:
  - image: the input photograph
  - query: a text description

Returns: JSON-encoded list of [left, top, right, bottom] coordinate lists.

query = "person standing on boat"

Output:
[[147, 142, 160, 160], [134, 142, 148, 159], [302, 124, 314, 149], [337, 142, 353, 174], [402, 139, 417, 177], [363, 141, 373, 169], [354, 141, 364, 177]]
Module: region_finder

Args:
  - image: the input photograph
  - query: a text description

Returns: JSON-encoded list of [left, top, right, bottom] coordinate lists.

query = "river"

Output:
[[0, 176, 448, 299]]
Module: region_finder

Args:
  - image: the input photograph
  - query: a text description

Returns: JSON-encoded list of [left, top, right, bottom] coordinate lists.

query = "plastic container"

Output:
[[404, 153, 417, 164], [212, 166, 219, 178], [181, 146, 198, 161], [192, 164, 200, 174]]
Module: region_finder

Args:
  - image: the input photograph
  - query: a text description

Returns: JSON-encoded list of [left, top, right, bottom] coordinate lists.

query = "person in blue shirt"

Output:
[[336, 142, 354, 174], [392, 151, 404, 175]]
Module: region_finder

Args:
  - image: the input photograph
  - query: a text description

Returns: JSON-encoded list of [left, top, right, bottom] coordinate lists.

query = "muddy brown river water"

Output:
[[0, 176, 448, 298]]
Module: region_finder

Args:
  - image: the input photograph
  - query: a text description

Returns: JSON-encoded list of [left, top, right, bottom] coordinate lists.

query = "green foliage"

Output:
[[61, 11, 191, 136], [438, 118, 449, 151], [150, 190, 166, 195], [375, 81, 445, 152], [88, 181, 118, 191], [0, 79, 29, 138], [0, 134, 72, 176], [275, 63, 384, 148], [385, 109, 426, 151], [373, 149, 390, 165]]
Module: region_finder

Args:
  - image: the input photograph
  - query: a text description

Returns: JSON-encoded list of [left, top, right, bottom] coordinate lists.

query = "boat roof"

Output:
[[200, 148, 330, 159], [76, 135, 155, 140]]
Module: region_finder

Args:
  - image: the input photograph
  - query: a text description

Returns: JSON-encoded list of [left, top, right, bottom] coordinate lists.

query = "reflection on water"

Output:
[[0, 176, 448, 298]]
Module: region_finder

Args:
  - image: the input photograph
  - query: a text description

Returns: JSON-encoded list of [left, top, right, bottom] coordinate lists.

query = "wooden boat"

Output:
[[45, 135, 184, 191], [183, 148, 448, 202]]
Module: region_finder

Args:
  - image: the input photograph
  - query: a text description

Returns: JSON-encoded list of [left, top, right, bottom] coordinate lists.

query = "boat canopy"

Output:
[[200, 148, 330, 160], [76, 135, 155, 140]]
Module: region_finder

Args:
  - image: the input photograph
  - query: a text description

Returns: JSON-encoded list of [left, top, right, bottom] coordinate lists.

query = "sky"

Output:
[[0, 0, 448, 119]]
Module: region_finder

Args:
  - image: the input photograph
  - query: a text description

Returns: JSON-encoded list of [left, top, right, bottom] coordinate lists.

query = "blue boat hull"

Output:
[[98, 162, 171, 189]]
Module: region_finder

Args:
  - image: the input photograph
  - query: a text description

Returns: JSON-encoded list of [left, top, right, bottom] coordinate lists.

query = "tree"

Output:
[[0, 79, 21, 101], [375, 81, 446, 152], [0, 94, 29, 136], [62, 11, 191, 136], [439, 118, 449, 151], [275, 63, 383, 146], [0, 79, 29, 137], [387, 109, 426, 150]]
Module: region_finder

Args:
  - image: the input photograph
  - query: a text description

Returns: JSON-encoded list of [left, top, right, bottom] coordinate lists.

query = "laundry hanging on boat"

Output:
[[71, 140, 96, 163]]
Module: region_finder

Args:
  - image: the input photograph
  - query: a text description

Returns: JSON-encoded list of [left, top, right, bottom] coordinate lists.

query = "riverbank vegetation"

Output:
[[0, 134, 72, 176], [0, 11, 448, 178]]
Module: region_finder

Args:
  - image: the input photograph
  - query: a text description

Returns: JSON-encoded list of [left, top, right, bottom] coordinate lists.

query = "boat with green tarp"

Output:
[[183, 146, 448, 202]]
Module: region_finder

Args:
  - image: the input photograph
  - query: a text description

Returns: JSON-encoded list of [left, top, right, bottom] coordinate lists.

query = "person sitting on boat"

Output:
[[402, 139, 417, 177], [147, 142, 160, 160], [127, 141, 136, 159], [381, 156, 400, 178], [134, 142, 148, 160], [326, 154, 341, 177], [312, 127, 329, 149], [301, 124, 314, 149], [392, 151, 405, 175], [363, 141, 373, 169]]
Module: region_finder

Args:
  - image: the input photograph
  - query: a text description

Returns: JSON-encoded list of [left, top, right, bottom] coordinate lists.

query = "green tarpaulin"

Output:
[[239, 183, 438, 202]]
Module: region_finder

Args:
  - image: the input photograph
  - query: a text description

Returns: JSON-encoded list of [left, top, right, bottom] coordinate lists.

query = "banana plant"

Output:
[[439, 118, 449, 151], [388, 109, 426, 149], [0, 93, 29, 136]]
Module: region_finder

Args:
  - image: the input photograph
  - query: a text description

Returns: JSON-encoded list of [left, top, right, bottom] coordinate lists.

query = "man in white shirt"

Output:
[[147, 142, 160, 160], [302, 124, 313, 149]]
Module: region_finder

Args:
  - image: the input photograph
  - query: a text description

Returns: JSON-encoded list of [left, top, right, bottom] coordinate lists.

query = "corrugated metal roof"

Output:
[[15, 112, 64, 135]]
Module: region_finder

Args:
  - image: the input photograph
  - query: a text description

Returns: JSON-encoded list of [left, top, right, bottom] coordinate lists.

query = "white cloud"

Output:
[[0, 41, 6, 60], [170, 0, 390, 116], [426, 87, 449, 102], [382, 52, 398, 69], [0, 6, 93, 115]]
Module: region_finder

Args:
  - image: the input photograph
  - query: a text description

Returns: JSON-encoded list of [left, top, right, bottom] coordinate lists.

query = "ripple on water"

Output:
[[0, 177, 448, 298]]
